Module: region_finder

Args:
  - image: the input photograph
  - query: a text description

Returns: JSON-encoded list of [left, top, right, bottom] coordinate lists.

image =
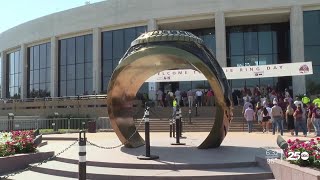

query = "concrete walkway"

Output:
[[8, 131, 313, 179]]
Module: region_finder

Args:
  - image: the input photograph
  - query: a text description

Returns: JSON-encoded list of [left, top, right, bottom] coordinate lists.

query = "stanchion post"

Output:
[[78, 130, 86, 180], [173, 118, 175, 138], [171, 107, 185, 145], [179, 108, 183, 137], [169, 118, 172, 137], [195, 104, 198, 116], [137, 105, 159, 160], [189, 108, 192, 124]]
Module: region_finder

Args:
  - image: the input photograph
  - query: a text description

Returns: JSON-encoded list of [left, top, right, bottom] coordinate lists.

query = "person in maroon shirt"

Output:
[[307, 102, 315, 135], [293, 104, 307, 137]]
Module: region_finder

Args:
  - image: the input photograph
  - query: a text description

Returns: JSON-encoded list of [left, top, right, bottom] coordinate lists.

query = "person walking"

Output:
[[207, 89, 215, 106], [271, 101, 284, 136], [286, 103, 295, 136], [175, 89, 181, 106], [187, 89, 193, 108], [195, 90, 203, 106], [312, 103, 320, 137], [256, 103, 263, 131], [172, 97, 178, 119], [293, 104, 307, 137], [244, 105, 255, 133], [242, 97, 253, 115], [156, 88, 164, 107], [261, 106, 270, 133], [307, 102, 315, 135]]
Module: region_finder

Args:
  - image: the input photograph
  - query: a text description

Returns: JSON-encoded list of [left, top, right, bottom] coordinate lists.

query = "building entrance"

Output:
[[160, 82, 179, 94]]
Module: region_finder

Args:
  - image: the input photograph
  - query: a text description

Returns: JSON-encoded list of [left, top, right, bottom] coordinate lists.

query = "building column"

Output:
[[290, 5, 306, 96], [50, 37, 58, 97], [147, 19, 159, 97], [215, 11, 227, 67], [147, 19, 158, 32], [20, 44, 28, 99], [1, 52, 6, 99], [93, 28, 101, 94]]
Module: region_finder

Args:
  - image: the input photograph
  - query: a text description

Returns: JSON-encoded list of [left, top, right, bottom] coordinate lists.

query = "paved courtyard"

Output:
[[8, 131, 313, 179]]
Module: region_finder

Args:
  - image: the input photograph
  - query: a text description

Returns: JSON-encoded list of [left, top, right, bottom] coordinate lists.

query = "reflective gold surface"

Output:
[[107, 30, 232, 149]]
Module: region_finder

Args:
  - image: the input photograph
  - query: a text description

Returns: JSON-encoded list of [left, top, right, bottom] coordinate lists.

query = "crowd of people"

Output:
[[150, 88, 216, 108], [242, 85, 320, 137]]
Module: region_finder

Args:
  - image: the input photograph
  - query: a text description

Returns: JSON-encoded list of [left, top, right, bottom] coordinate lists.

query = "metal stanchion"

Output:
[[195, 104, 198, 116], [138, 105, 159, 160], [169, 118, 173, 137], [171, 107, 185, 145], [78, 130, 86, 180], [189, 108, 192, 124], [173, 118, 175, 138], [179, 108, 183, 137]]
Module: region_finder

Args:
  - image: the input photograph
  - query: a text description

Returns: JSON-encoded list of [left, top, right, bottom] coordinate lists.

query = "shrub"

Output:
[[0, 130, 37, 157]]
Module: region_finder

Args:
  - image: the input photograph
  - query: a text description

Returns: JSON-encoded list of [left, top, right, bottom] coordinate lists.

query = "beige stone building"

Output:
[[0, 0, 320, 100]]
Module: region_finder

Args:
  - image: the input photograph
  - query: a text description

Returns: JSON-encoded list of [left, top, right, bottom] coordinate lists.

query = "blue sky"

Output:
[[0, 0, 105, 33]]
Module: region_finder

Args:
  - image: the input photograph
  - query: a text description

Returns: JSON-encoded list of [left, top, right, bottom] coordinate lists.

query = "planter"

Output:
[[269, 159, 320, 180], [0, 151, 54, 175]]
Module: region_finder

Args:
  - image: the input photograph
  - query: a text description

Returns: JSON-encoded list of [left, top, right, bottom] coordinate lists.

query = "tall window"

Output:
[[28, 42, 51, 97], [175, 28, 216, 91], [0, 56, 2, 98], [189, 28, 216, 55], [7, 50, 21, 98], [304, 10, 320, 94], [59, 34, 93, 96], [226, 23, 290, 91], [101, 26, 147, 93]]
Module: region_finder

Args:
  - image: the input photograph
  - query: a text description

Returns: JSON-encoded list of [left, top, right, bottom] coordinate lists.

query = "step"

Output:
[[12, 160, 274, 180]]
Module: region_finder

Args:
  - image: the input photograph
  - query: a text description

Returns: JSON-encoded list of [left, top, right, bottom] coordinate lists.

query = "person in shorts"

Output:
[[261, 107, 270, 133]]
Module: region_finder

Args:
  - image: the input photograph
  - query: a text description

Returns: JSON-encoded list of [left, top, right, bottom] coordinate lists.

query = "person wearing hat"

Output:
[[271, 100, 284, 136], [244, 104, 255, 133], [302, 94, 311, 105], [313, 95, 320, 108]]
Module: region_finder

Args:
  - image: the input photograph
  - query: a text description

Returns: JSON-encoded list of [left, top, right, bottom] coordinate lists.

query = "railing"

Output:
[[0, 117, 112, 132], [1, 94, 108, 104]]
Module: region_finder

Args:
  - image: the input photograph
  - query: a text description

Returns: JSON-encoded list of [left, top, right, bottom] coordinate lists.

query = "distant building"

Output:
[[0, 0, 319, 99]]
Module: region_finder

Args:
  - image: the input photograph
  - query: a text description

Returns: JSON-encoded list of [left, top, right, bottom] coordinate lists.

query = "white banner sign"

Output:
[[145, 62, 313, 82]]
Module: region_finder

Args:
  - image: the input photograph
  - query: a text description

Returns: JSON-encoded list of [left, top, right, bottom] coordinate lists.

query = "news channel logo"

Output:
[[287, 151, 310, 161]]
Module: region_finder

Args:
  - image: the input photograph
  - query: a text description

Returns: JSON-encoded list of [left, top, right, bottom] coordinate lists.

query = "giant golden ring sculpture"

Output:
[[107, 30, 232, 149]]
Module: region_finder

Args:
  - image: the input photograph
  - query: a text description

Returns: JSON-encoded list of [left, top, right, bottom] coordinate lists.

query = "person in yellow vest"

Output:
[[302, 94, 310, 105], [172, 97, 178, 118], [313, 95, 320, 108]]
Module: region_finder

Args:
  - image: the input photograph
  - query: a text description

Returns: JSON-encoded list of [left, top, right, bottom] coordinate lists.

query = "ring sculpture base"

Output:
[[137, 155, 159, 160], [107, 30, 232, 149]]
